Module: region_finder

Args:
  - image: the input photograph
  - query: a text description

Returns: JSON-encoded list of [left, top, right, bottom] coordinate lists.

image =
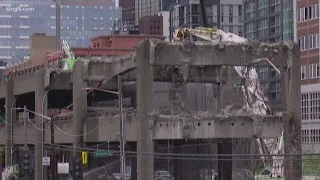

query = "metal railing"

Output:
[[0, 65, 45, 82]]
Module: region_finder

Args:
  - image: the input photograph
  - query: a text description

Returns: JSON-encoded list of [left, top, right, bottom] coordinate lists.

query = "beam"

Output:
[[13, 73, 38, 95], [83, 40, 291, 82], [151, 40, 288, 67], [121, 66, 226, 83], [0, 114, 284, 145], [83, 54, 136, 81]]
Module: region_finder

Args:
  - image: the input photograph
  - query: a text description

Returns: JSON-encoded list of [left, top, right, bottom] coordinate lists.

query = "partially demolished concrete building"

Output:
[[0, 39, 301, 180]]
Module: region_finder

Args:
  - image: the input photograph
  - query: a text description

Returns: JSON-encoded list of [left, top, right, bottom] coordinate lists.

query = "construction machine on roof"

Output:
[[172, 26, 284, 178]]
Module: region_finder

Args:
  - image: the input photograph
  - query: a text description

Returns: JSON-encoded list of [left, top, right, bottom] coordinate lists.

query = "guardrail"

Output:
[[0, 65, 45, 82]]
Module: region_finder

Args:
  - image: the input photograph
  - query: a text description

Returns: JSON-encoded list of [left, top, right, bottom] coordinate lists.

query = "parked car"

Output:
[[155, 171, 172, 180], [110, 173, 131, 180]]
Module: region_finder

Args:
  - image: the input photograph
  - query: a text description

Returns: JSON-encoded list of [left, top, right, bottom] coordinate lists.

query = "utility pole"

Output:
[[56, 0, 61, 49], [24, 105, 27, 150], [23, 105, 28, 180], [118, 75, 126, 180], [50, 114, 56, 180]]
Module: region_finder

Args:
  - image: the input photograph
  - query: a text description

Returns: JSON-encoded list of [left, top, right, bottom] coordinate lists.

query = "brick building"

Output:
[[296, 0, 320, 151], [139, 15, 163, 35], [45, 34, 165, 66]]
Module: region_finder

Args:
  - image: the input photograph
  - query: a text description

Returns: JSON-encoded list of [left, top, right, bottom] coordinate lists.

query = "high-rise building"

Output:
[[169, 0, 243, 35], [296, 1, 320, 151], [120, 0, 135, 30], [243, 0, 294, 43], [243, 0, 294, 105], [0, 0, 121, 62], [135, 0, 175, 25]]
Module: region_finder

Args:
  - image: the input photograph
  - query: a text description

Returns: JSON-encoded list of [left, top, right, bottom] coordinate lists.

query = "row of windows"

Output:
[[301, 93, 320, 120], [301, 63, 320, 80], [299, 34, 320, 51], [302, 129, 320, 143], [297, 4, 319, 22]]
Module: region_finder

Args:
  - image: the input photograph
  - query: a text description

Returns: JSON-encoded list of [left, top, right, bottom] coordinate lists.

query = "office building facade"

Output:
[[296, 1, 320, 151], [243, 0, 294, 105], [0, 0, 121, 62], [169, 0, 243, 36]]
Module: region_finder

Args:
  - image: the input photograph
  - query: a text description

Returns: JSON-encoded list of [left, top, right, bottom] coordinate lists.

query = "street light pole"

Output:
[[82, 80, 126, 179], [118, 75, 126, 180], [56, 0, 61, 49], [23, 105, 28, 180]]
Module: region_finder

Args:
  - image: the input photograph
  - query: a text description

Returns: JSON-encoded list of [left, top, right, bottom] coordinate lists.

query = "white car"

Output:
[[155, 171, 172, 180]]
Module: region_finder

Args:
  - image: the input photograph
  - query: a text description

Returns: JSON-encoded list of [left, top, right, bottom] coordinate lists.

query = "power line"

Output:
[[1, 134, 314, 158]]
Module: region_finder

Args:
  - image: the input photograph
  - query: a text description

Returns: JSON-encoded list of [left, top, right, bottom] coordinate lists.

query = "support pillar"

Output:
[[218, 140, 232, 180], [35, 69, 47, 180], [72, 60, 87, 157], [5, 78, 13, 167], [136, 40, 154, 180], [283, 43, 302, 179]]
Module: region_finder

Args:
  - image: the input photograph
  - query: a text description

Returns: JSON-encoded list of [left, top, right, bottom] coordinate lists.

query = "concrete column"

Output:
[[72, 60, 87, 157], [283, 44, 302, 179], [5, 78, 13, 167], [216, 67, 233, 180], [218, 140, 232, 180], [35, 69, 47, 180], [136, 40, 154, 180], [217, 66, 233, 110]]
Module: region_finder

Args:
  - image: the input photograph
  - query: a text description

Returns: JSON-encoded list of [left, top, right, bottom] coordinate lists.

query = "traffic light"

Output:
[[23, 151, 30, 175], [72, 156, 83, 180]]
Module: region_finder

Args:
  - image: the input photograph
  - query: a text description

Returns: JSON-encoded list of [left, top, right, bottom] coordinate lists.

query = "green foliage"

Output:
[[303, 150, 320, 176]]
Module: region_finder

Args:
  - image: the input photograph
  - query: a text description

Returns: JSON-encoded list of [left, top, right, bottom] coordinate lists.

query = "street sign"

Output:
[[94, 150, 113, 157], [42, 157, 50, 166]]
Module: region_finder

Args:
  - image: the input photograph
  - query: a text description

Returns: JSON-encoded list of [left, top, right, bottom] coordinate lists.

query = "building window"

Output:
[[229, 17, 233, 23], [229, 26, 233, 33], [301, 65, 308, 79], [309, 34, 319, 49], [301, 94, 309, 120], [297, 4, 319, 22], [302, 129, 309, 143], [310, 129, 320, 143], [309, 63, 320, 79], [229, 5, 233, 15], [221, 5, 224, 23], [269, 81, 281, 101], [299, 36, 308, 51], [310, 92, 320, 120]]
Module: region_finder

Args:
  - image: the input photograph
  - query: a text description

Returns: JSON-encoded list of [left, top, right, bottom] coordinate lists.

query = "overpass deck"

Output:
[[0, 110, 282, 145]]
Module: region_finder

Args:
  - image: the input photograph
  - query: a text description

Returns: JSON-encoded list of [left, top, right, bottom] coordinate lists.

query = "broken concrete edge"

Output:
[[79, 39, 297, 82]]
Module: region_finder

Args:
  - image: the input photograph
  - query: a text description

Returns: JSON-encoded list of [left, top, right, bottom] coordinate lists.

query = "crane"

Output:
[[172, 27, 284, 178]]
